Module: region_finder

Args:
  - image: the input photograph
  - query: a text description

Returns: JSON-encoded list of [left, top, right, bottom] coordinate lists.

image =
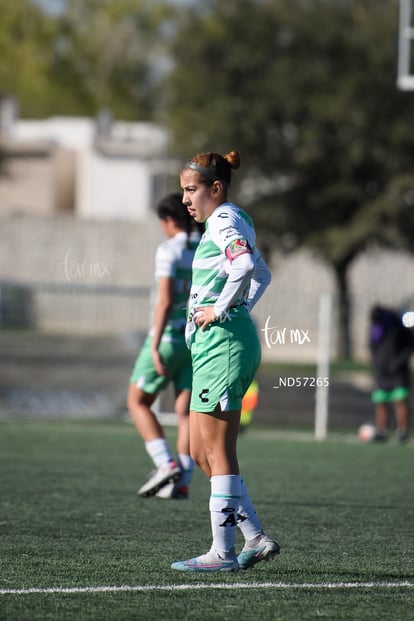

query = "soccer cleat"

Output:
[[373, 430, 388, 442], [171, 549, 239, 572], [237, 533, 280, 570], [397, 430, 408, 444], [155, 482, 189, 500], [137, 461, 181, 497]]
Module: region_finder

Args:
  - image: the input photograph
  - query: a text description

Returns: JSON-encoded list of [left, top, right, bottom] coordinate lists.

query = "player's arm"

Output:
[[213, 241, 255, 317], [151, 276, 174, 376], [197, 238, 255, 329], [247, 254, 272, 311]]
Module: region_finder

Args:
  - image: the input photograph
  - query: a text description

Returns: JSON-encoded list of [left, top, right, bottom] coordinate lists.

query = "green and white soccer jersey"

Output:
[[187, 203, 262, 412], [155, 231, 198, 336], [187, 203, 258, 318], [130, 231, 198, 394]]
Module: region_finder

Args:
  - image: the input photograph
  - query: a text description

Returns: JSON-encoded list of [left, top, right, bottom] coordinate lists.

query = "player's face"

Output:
[[159, 216, 175, 238], [180, 169, 218, 223]]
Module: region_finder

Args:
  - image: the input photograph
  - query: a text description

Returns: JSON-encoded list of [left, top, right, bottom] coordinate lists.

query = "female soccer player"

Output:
[[127, 193, 201, 499], [171, 150, 279, 572]]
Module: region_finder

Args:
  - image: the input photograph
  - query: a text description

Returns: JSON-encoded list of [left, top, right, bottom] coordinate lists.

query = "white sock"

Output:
[[209, 475, 241, 556], [236, 478, 263, 542], [145, 438, 173, 468], [177, 453, 195, 486]]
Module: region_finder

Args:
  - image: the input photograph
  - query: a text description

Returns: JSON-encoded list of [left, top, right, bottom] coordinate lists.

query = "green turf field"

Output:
[[0, 420, 413, 621]]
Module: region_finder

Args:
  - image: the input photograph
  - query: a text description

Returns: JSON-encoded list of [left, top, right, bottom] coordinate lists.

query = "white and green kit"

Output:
[[131, 231, 199, 394], [186, 202, 271, 413]]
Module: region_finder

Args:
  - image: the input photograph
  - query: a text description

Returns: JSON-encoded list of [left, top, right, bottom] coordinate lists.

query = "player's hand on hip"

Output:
[[195, 306, 217, 331]]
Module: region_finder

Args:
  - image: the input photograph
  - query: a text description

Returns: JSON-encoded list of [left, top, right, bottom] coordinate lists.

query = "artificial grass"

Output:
[[0, 420, 413, 620]]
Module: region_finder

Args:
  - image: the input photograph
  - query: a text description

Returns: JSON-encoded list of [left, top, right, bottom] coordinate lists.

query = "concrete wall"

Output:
[[261, 247, 414, 362], [0, 152, 55, 215], [0, 213, 163, 333], [1, 212, 414, 361], [0, 212, 163, 286]]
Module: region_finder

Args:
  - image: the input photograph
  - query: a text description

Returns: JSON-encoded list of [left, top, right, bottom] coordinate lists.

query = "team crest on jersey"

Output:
[[225, 238, 253, 261]]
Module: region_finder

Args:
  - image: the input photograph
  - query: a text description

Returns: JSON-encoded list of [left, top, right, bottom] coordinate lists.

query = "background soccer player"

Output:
[[369, 305, 413, 443], [127, 193, 201, 499]]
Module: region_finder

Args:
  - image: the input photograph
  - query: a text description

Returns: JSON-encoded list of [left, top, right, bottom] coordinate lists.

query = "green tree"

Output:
[[0, 0, 175, 118], [0, 0, 56, 117], [50, 0, 174, 119], [166, 0, 414, 358]]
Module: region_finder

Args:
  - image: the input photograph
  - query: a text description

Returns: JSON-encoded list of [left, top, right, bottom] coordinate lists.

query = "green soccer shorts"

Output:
[[130, 331, 192, 394], [371, 386, 409, 403], [190, 312, 261, 413]]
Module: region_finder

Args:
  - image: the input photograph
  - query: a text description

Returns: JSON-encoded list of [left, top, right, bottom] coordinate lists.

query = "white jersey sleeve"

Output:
[[247, 254, 272, 311], [207, 203, 262, 318], [213, 252, 255, 317], [154, 241, 177, 279], [207, 203, 256, 252]]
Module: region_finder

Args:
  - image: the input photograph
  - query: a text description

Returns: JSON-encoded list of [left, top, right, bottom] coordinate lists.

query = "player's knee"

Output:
[[127, 385, 148, 411]]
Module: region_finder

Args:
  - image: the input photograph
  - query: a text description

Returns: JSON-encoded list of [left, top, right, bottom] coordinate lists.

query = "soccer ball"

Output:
[[358, 423, 376, 443]]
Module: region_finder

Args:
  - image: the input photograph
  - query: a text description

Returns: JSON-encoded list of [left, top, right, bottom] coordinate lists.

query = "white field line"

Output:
[[0, 581, 413, 595]]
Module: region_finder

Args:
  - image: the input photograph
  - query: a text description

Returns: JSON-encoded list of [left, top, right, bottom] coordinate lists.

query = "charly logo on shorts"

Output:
[[199, 388, 209, 402]]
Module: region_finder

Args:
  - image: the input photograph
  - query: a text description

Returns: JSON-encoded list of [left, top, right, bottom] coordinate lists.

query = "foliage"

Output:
[[167, 0, 413, 250], [0, 0, 175, 118], [0, 0, 56, 117], [166, 0, 414, 357], [2, 0, 414, 357], [49, 0, 175, 119]]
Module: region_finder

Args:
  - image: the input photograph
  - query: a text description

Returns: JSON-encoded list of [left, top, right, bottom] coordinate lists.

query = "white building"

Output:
[[0, 104, 176, 220]]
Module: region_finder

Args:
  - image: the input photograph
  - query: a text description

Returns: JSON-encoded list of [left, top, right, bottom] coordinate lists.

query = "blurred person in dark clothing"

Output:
[[369, 305, 414, 443]]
